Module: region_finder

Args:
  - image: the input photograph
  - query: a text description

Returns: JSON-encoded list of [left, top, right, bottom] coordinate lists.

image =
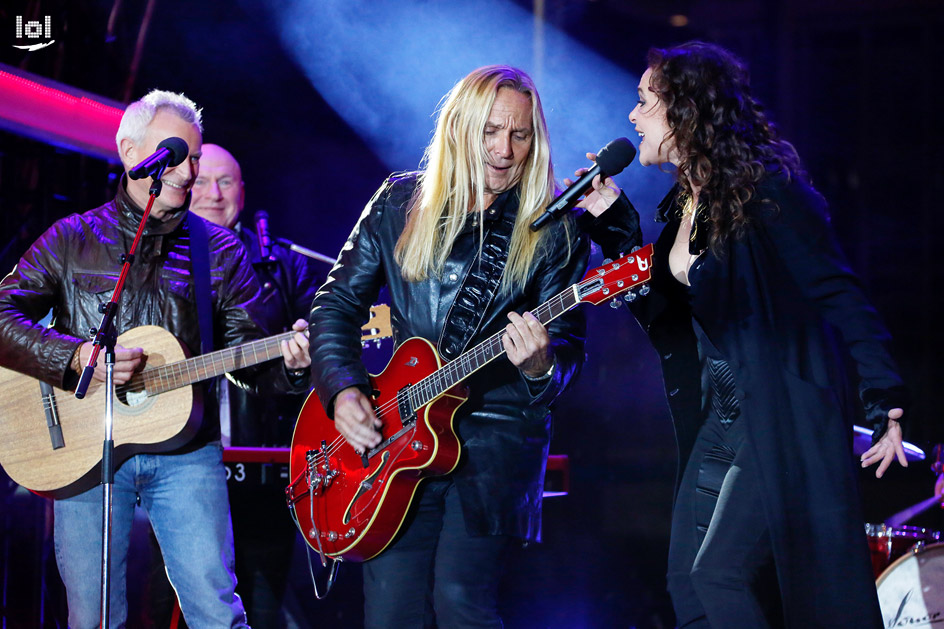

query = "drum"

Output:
[[876, 542, 944, 626], [865, 523, 940, 579]]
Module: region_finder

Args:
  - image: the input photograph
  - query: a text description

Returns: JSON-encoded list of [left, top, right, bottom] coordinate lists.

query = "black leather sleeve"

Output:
[[0, 217, 85, 388], [308, 177, 402, 417], [759, 176, 908, 439], [576, 191, 643, 260]]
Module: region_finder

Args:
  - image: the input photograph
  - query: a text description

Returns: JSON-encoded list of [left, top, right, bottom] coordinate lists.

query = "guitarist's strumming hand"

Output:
[[503, 311, 552, 378], [76, 342, 145, 385], [280, 319, 311, 370], [333, 386, 384, 454]]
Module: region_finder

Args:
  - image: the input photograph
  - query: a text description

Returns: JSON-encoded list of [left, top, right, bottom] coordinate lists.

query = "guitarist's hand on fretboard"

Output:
[[280, 319, 311, 371], [75, 341, 145, 384], [502, 311, 553, 378], [333, 386, 384, 454]]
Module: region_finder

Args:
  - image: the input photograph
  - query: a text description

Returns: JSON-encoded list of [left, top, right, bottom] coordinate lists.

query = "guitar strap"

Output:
[[437, 200, 517, 361], [188, 214, 214, 355]]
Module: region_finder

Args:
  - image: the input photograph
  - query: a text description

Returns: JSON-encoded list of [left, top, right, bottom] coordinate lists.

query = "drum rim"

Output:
[[875, 540, 944, 586], [865, 522, 941, 538]]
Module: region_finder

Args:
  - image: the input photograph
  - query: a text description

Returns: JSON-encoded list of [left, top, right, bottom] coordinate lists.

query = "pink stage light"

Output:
[[0, 66, 123, 162]]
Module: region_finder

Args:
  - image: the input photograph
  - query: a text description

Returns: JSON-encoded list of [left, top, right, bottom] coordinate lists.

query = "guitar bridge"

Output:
[[39, 381, 65, 449], [285, 446, 336, 507]]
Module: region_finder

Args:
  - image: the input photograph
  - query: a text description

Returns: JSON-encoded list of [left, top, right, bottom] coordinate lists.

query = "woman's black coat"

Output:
[[583, 174, 906, 627]]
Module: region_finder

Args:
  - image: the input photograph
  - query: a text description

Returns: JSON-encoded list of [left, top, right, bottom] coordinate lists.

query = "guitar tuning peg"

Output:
[[609, 299, 622, 309], [638, 285, 650, 296], [631, 245, 641, 253], [602, 258, 613, 265], [623, 291, 638, 302]]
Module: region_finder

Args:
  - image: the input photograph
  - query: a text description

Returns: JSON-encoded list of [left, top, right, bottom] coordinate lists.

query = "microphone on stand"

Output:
[[128, 137, 189, 180], [530, 137, 636, 231], [254, 210, 274, 261], [248, 209, 337, 266], [274, 238, 337, 266]]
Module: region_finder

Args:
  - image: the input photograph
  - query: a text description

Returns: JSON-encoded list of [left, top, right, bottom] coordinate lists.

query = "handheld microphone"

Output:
[[530, 137, 636, 231], [254, 210, 274, 261], [128, 137, 189, 180]]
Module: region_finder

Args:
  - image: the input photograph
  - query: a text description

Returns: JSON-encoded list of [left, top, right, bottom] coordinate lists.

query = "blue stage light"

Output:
[[248, 0, 673, 217]]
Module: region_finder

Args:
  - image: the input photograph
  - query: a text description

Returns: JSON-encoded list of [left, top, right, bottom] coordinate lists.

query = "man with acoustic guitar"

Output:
[[307, 65, 589, 627], [0, 90, 310, 628]]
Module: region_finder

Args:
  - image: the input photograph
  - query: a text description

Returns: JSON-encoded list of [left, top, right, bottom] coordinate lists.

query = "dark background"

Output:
[[1, 0, 943, 627]]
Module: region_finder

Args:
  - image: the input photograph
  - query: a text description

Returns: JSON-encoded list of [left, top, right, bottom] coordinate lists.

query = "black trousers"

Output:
[[667, 413, 777, 628], [363, 478, 512, 629]]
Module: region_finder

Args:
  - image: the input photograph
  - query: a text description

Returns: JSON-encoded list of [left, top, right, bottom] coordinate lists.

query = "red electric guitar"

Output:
[[286, 244, 654, 562]]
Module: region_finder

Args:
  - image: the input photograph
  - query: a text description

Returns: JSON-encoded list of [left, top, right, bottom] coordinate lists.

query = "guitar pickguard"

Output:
[[124, 388, 149, 407], [112, 381, 158, 415]]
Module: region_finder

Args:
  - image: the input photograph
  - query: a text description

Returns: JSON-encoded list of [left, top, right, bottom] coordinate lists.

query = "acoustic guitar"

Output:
[[0, 306, 392, 498]]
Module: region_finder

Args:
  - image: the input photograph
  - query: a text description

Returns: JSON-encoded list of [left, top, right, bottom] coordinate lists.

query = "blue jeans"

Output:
[[54, 442, 248, 629]]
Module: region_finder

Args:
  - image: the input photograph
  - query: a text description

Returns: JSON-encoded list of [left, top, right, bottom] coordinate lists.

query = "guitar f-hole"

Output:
[[343, 450, 390, 525]]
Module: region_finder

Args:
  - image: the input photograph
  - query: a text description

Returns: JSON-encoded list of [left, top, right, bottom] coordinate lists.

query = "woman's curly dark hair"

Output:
[[647, 41, 805, 255]]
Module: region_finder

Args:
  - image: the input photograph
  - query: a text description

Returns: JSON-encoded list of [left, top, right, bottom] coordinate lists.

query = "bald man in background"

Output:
[[189, 144, 245, 231], [191, 144, 323, 447], [149, 143, 323, 628]]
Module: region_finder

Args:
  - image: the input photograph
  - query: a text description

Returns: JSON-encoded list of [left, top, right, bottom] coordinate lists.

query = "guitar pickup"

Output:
[[396, 387, 416, 429]]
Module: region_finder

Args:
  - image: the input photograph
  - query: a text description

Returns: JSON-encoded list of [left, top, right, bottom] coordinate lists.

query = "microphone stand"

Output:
[[274, 237, 336, 266], [74, 165, 167, 629]]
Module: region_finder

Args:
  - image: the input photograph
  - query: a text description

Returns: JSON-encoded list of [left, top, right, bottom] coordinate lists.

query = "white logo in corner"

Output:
[[13, 16, 55, 51]]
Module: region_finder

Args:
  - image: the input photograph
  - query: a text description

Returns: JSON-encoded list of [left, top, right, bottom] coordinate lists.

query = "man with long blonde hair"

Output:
[[309, 65, 589, 627]]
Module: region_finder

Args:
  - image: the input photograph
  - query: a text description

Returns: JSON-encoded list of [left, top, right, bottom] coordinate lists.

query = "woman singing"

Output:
[[577, 41, 908, 627]]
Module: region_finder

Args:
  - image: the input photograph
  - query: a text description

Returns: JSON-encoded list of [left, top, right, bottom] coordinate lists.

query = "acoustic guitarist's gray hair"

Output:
[[115, 89, 203, 150]]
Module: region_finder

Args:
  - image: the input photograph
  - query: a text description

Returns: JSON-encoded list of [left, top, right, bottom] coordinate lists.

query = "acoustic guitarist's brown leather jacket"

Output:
[[0, 178, 304, 448]]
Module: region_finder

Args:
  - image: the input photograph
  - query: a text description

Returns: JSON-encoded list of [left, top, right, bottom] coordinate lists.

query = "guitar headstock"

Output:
[[361, 304, 393, 346], [577, 243, 654, 306]]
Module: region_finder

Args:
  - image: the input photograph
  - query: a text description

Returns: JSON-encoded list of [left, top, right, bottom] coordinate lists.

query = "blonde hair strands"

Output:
[[395, 65, 566, 293]]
